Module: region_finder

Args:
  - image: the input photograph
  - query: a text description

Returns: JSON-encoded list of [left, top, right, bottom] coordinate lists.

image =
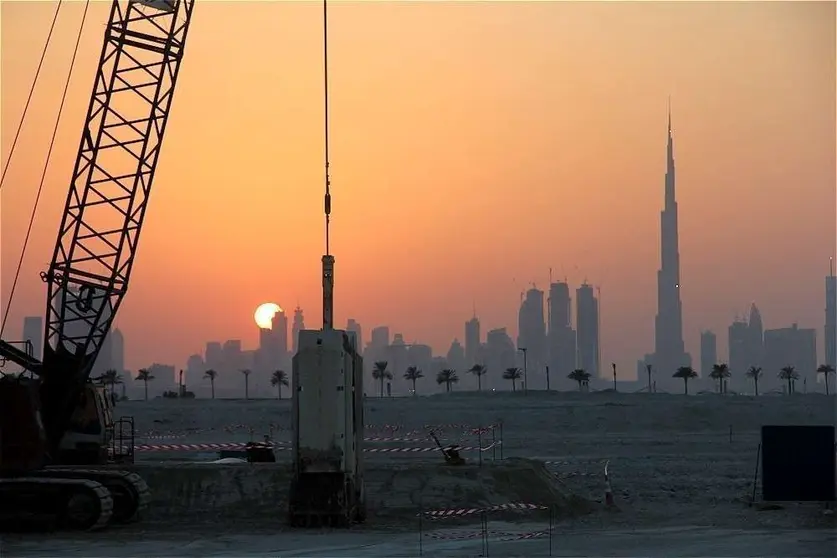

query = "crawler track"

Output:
[[0, 477, 113, 531], [39, 468, 150, 524]]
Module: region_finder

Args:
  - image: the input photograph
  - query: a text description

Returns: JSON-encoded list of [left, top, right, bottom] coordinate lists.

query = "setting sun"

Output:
[[254, 303, 282, 330]]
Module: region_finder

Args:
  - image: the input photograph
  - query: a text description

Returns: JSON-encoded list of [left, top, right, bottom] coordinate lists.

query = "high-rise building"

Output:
[[728, 318, 749, 386], [292, 306, 305, 354], [464, 315, 481, 366], [22, 316, 43, 360], [110, 328, 125, 373], [346, 318, 362, 354], [370, 326, 389, 349], [726, 304, 764, 390], [651, 106, 691, 384], [700, 330, 717, 378], [548, 281, 576, 382], [485, 327, 516, 390], [446, 339, 466, 372], [825, 259, 836, 367], [764, 324, 817, 391], [205, 341, 223, 371], [575, 283, 599, 377], [517, 287, 546, 372]]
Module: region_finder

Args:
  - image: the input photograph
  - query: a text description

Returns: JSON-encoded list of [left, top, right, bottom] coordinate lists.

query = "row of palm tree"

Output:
[[672, 363, 836, 395], [129, 368, 290, 400], [118, 361, 837, 400], [371, 361, 596, 396]]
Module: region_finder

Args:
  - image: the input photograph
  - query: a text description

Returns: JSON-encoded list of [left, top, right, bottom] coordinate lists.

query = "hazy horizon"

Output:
[[1, 1, 835, 376]]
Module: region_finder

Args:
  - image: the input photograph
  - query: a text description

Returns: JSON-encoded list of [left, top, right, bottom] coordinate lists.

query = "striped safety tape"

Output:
[[426, 529, 549, 541], [131, 441, 502, 453], [420, 502, 547, 519]]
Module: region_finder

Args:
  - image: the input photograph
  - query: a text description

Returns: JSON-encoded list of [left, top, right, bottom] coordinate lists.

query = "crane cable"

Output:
[[0, 0, 64, 193], [0, 0, 92, 337]]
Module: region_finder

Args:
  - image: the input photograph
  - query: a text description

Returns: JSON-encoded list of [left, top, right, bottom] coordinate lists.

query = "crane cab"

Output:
[[59, 384, 134, 465]]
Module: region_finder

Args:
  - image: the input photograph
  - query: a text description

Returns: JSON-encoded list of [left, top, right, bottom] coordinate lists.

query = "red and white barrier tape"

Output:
[[420, 502, 546, 519], [130, 441, 501, 453], [426, 528, 549, 541]]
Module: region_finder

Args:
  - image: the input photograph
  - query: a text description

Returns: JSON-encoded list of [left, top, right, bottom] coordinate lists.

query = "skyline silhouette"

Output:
[[1, 1, 835, 373]]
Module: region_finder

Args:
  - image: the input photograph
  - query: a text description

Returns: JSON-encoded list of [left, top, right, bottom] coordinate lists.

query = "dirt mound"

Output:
[[365, 458, 591, 523], [130, 458, 590, 529]]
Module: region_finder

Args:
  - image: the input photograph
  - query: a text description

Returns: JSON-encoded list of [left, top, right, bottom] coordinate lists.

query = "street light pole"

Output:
[[518, 347, 528, 394]]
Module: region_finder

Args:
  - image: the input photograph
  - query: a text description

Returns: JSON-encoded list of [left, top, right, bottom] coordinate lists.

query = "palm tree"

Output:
[[204, 369, 218, 399], [503, 367, 523, 391], [436, 369, 458, 392], [816, 364, 835, 395], [271, 369, 289, 399], [745, 366, 763, 396], [673, 366, 698, 395], [240, 368, 252, 400], [403, 366, 423, 395], [101, 369, 123, 402], [135, 368, 154, 401], [469, 364, 487, 391], [778, 366, 799, 394], [709, 363, 731, 394], [372, 361, 391, 398], [567, 368, 590, 391]]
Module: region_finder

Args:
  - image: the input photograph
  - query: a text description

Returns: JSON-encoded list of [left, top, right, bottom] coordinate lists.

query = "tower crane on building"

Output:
[[0, 0, 194, 531]]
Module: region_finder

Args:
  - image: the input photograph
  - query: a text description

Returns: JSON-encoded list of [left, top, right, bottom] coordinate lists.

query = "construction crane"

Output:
[[0, 0, 194, 531]]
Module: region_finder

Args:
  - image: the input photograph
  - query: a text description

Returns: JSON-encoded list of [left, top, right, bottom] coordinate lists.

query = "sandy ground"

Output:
[[3, 391, 835, 557]]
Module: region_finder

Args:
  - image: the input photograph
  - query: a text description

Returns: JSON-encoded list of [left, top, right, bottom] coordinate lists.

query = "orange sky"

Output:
[[1, 1, 835, 377]]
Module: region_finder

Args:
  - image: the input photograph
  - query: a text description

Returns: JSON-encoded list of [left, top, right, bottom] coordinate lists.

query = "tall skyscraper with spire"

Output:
[[652, 105, 691, 385]]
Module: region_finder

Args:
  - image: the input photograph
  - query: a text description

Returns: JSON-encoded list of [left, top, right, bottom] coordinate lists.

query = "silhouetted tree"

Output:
[[240, 368, 252, 400], [746, 366, 762, 396], [567, 368, 590, 391], [372, 361, 392, 398], [469, 364, 487, 391], [503, 367, 523, 391], [135, 368, 154, 401], [709, 363, 730, 394], [271, 369, 289, 399], [778, 366, 799, 394], [403, 366, 423, 395], [204, 369, 218, 399], [100, 369, 123, 402], [673, 366, 698, 395], [436, 369, 458, 392], [817, 364, 835, 395]]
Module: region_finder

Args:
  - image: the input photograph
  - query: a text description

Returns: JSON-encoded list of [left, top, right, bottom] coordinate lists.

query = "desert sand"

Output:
[[3, 390, 835, 557]]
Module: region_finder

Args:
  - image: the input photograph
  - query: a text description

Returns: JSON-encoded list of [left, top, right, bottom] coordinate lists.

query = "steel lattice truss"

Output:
[[40, 0, 194, 382]]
